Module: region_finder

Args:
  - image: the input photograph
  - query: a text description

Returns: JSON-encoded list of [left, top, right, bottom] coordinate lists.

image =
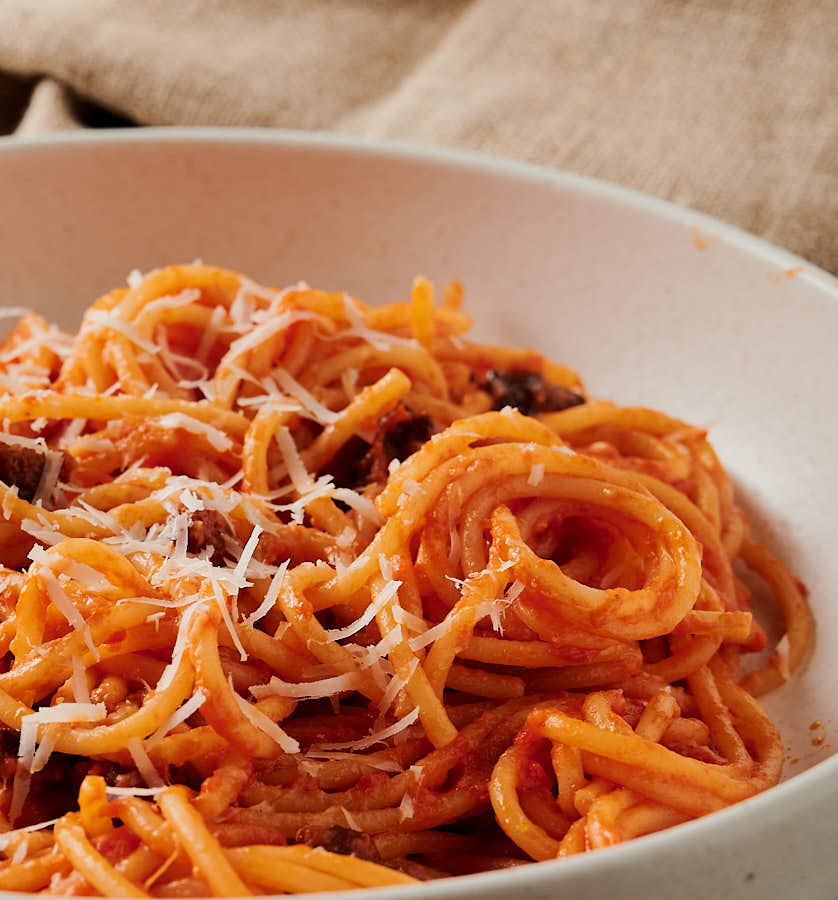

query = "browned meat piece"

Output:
[[374, 403, 434, 476], [324, 435, 370, 491], [0, 434, 66, 503], [327, 403, 435, 489], [295, 825, 382, 862], [187, 509, 235, 565], [479, 368, 585, 416]]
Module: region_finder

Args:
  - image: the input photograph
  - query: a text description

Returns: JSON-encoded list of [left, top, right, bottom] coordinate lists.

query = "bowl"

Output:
[[0, 129, 836, 900]]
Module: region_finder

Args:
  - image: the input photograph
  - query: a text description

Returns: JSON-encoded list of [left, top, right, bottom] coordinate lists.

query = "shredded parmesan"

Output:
[[378, 554, 394, 582], [336, 526, 356, 549], [408, 619, 453, 652], [331, 488, 383, 525], [0, 306, 33, 321], [0, 817, 62, 850], [30, 733, 56, 774], [232, 524, 263, 585], [231, 690, 300, 754], [399, 791, 415, 821], [35, 566, 99, 660], [71, 655, 90, 704], [242, 560, 289, 628], [316, 707, 420, 751], [145, 690, 207, 750], [341, 807, 363, 831], [127, 737, 165, 788], [276, 426, 313, 492], [301, 750, 402, 773], [528, 462, 545, 486], [2, 484, 19, 519], [396, 478, 421, 508], [251, 673, 363, 701], [272, 368, 338, 425], [11, 702, 107, 821], [391, 606, 428, 634], [156, 603, 200, 693], [212, 581, 248, 662], [154, 414, 233, 452], [105, 785, 165, 798], [341, 295, 418, 351], [325, 580, 402, 642], [774, 634, 791, 681], [378, 658, 419, 718]]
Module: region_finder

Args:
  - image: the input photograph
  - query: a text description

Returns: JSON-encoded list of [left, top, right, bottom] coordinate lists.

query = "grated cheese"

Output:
[[35, 566, 99, 660], [196, 304, 227, 363], [408, 619, 453, 652], [276, 426, 313, 492], [156, 603, 200, 693], [377, 658, 419, 719], [212, 581, 248, 662], [0, 434, 64, 506], [144, 690, 207, 750], [231, 524, 263, 586], [336, 526, 356, 550], [774, 634, 791, 681], [0, 817, 62, 850], [9, 841, 28, 866], [11, 702, 107, 822], [224, 309, 316, 363], [2, 484, 19, 519], [242, 559, 288, 628], [316, 706, 420, 751], [325, 579, 401, 642], [154, 414, 233, 452], [378, 554, 393, 582], [341, 807, 363, 831], [331, 488, 383, 526], [71, 654, 90, 705], [82, 308, 160, 355], [0, 306, 33, 321], [127, 737, 165, 788], [399, 792, 415, 821], [391, 606, 428, 634], [134, 289, 202, 333], [396, 479, 421, 508], [340, 367, 359, 398], [30, 733, 56, 774], [272, 368, 339, 425], [341, 295, 418, 351], [250, 673, 363, 701], [105, 785, 165, 798], [528, 462, 545, 486], [231, 689, 299, 754]]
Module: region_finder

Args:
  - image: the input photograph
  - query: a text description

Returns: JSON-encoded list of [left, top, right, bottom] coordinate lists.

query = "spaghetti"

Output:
[[0, 263, 812, 895]]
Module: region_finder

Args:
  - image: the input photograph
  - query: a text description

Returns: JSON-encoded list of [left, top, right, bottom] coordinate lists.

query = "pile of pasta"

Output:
[[0, 264, 812, 897]]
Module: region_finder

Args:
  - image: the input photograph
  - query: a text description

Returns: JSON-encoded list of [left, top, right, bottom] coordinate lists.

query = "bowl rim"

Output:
[[2, 124, 836, 291], [1, 124, 836, 893]]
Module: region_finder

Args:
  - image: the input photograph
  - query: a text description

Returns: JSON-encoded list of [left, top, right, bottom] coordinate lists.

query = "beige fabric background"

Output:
[[0, 0, 835, 274]]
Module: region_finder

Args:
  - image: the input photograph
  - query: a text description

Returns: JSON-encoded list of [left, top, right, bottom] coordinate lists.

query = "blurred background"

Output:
[[0, 0, 835, 275]]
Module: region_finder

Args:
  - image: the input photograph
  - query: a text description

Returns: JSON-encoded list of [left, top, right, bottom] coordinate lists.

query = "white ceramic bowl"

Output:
[[1, 129, 836, 900]]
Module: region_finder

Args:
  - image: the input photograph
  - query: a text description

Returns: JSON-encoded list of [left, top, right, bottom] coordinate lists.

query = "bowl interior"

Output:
[[0, 130, 836, 897]]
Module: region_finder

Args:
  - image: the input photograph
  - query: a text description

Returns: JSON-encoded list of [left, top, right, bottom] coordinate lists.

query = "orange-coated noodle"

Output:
[[0, 264, 811, 895]]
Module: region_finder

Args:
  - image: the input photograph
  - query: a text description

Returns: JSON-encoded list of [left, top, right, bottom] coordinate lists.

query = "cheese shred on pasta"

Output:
[[0, 264, 812, 896]]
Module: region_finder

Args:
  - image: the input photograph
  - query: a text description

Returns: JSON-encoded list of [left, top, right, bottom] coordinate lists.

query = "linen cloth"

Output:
[[0, 0, 835, 274]]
